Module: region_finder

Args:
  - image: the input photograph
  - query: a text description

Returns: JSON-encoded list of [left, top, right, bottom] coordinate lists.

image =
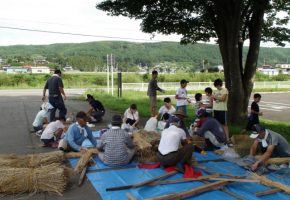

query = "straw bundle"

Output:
[[0, 163, 68, 195], [250, 173, 290, 194], [133, 130, 160, 163], [0, 151, 64, 168], [74, 149, 97, 173], [231, 135, 252, 156]]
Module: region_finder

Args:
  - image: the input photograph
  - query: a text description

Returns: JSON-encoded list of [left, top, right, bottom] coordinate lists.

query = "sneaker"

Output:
[[268, 164, 280, 171], [35, 130, 42, 137]]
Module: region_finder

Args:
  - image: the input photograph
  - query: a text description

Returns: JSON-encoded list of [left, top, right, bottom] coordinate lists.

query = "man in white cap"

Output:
[[249, 124, 290, 171]]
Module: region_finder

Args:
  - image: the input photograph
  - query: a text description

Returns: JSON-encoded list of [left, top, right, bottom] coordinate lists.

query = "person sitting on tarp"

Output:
[[164, 109, 190, 137], [194, 109, 227, 150], [98, 115, 135, 166], [86, 94, 105, 123], [249, 124, 290, 171], [58, 111, 97, 152], [157, 117, 194, 168], [123, 103, 139, 128]]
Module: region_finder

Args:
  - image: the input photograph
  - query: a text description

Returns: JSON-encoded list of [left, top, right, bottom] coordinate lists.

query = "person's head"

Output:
[[180, 79, 189, 88], [253, 93, 262, 103], [130, 104, 137, 112], [204, 87, 213, 96], [195, 93, 202, 102], [86, 94, 94, 102], [213, 78, 223, 89], [162, 112, 170, 121], [169, 116, 181, 128], [196, 108, 209, 119], [152, 70, 158, 79], [76, 111, 88, 127], [173, 109, 187, 120], [57, 116, 66, 123], [250, 124, 266, 139], [54, 69, 62, 76], [163, 97, 172, 108], [111, 115, 123, 127]]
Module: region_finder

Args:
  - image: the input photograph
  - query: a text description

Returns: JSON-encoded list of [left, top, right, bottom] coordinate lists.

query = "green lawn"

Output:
[[85, 89, 290, 142]]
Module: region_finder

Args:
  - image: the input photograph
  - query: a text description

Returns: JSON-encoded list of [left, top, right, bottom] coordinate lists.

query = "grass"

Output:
[[86, 89, 290, 142]]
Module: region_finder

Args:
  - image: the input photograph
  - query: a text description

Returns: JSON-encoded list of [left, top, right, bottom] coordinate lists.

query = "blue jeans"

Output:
[[49, 95, 67, 121]]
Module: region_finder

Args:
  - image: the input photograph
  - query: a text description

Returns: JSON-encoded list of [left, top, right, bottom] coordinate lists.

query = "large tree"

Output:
[[97, 0, 290, 125]]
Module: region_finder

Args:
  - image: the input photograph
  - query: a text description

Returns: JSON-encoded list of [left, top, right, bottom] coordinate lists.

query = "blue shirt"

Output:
[[65, 123, 97, 151]]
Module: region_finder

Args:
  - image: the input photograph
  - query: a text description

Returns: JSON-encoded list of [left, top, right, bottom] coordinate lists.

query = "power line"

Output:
[[0, 25, 164, 42]]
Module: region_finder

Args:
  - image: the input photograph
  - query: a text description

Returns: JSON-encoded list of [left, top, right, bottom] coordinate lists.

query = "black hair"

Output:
[[195, 93, 202, 101], [54, 69, 62, 75], [163, 97, 171, 103], [253, 93, 261, 99], [76, 111, 87, 119], [162, 113, 170, 121], [214, 78, 223, 87], [204, 87, 213, 94], [152, 70, 158, 75], [130, 104, 137, 110]]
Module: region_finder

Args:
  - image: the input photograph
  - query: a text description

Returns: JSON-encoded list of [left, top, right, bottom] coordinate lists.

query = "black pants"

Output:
[[126, 118, 136, 126], [91, 110, 105, 121], [157, 144, 193, 167], [49, 95, 67, 121]]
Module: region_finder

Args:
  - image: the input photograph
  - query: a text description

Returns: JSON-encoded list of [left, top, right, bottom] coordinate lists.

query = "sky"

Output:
[[0, 0, 181, 46]]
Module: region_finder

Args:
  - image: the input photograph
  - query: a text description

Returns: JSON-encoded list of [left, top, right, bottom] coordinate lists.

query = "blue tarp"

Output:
[[69, 152, 290, 200]]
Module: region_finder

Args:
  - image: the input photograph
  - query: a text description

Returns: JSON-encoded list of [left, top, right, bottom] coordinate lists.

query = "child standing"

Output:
[[175, 79, 191, 115], [204, 87, 213, 116], [194, 93, 203, 115], [246, 93, 263, 131], [212, 79, 230, 144]]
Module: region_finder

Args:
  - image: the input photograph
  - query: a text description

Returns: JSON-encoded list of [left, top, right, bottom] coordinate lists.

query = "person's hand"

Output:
[[251, 161, 260, 171], [42, 96, 46, 101], [80, 147, 88, 154], [63, 95, 67, 100]]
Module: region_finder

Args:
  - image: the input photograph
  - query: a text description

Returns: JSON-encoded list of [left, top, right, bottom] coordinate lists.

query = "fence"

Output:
[[122, 81, 290, 91]]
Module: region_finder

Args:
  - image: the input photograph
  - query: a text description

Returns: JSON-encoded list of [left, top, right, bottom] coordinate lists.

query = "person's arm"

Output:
[[132, 111, 139, 127], [59, 87, 67, 100], [87, 106, 93, 115], [249, 139, 259, 156], [215, 93, 227, 102], [66, 126, 81, 151], [125, 134, 135, 149], [251, 145, 274, 171], [42, 81, 48, 101], [87, 128, 97, 147]]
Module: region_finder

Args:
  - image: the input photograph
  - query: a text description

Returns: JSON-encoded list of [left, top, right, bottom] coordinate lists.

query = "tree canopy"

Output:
[[97, 0, 290, 125]]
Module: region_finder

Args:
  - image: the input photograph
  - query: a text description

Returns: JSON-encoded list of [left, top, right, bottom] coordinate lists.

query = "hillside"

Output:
[[0, 41, 290, 72]]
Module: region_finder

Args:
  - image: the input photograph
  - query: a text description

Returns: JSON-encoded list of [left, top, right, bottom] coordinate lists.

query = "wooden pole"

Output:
[[106, 171, 178, 191], [126, 192, 137, 200], [145, 180, 232, 200], [255, 188, 283, 197]]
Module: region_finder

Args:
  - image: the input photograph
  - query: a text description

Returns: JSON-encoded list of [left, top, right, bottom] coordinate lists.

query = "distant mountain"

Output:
[[0, 41, 289, 72]]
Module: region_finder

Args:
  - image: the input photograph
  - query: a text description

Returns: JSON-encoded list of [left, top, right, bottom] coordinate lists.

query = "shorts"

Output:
[[214, 110, 227, 125]]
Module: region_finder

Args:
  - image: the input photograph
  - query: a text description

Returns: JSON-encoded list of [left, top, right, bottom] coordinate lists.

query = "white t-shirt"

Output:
[[176, 88, 188, 106], [144, 117, 158, 132], [32, 110, 48, 127], [158, 125, 186, 155], [159, 105, 176, 116], [41, 120, 64, 139], [124, 108, 139, 121]]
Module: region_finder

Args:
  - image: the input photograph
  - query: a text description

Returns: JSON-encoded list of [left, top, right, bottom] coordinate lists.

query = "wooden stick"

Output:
[[126, 192, 137, 200], [255, 188, 283, 197], [208, 177, 259, 183], [106, 171, 178, 191], [264, 157, 290, 165], [250, 173, 290, 194], [148, 175, 219, 186], [145, 180, 232, 200]]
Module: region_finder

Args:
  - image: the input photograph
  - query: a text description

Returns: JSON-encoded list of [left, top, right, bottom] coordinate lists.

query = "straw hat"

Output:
[[173, 109, 188, 118]]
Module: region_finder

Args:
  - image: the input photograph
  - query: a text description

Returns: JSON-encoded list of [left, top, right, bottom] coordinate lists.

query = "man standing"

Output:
[[147, 70, 165, 117], [42, 69, 67, 121]]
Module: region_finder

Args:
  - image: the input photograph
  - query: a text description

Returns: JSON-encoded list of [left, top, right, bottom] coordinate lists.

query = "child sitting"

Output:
[[32, 102, 52, 136]]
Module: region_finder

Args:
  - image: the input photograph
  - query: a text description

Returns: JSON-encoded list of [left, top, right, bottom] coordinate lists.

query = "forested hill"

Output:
[[0, 41, 289, 72]]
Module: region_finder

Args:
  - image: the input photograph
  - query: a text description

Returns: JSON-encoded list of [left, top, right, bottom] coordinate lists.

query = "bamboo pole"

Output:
[[145, 180, 232, 200], [251, 173, 290, 194], [255, 188, 283, 197]]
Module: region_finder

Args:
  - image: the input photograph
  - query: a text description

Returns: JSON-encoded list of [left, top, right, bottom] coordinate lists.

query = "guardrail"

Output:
[[122, 81, 290, 91]]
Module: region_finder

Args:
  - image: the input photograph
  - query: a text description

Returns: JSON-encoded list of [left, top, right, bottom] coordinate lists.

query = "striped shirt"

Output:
[[99, 127, 135, 166]]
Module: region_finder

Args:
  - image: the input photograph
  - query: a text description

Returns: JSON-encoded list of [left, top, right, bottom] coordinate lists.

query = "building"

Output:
[[5, 67, 29, 74], [29, 66, 50, 74]]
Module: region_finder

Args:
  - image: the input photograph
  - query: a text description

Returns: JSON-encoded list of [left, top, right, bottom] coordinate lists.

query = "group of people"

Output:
[[31, 69, 289, 171]]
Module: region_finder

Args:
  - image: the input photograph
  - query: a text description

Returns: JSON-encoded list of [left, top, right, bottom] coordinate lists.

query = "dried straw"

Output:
[[74, 149, 97, 173], [0, 163, 68, 195], [231, 135, 252, 157], [133, 130, 160, 163], [0, 151, 64, 168]]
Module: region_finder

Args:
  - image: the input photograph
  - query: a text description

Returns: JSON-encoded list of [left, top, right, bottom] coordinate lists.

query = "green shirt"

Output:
[[213, 87, 228, 111]]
